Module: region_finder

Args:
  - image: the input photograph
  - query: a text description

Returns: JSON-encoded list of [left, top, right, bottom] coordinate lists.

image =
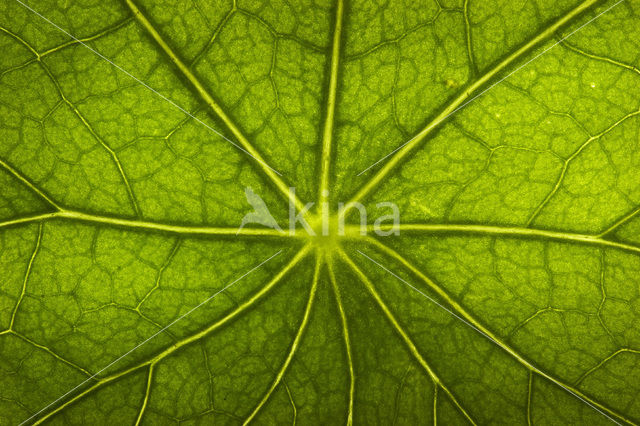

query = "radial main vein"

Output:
[[243, 256, 320, 425], [348, 0, 602, 205], [30, 245, 312, 425], [318, 0, 345, 204], [347, 223, 640, 256], [123, 0, 306, 213], [327, 260, 355, 426], [364, 238, 634, 425], [0, 210, 295, 237], [338, 248, 477, 425], [3, 209, 640, 255]]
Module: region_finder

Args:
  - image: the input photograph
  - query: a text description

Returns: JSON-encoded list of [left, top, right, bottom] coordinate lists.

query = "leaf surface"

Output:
[[1, 0, 640, 424]]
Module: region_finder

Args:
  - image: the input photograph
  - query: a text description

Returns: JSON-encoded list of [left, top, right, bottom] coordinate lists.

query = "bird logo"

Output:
[[236, 187, 282, 234]]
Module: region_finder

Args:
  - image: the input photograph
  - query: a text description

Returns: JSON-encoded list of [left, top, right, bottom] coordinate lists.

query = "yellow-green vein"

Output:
[[191, 5, 237, 67], [0, 26, 140, 217], [7, 330, 92, 377], [283, 380, 297, 426], [243, 255, 320, 425], [135, 365, 154, 426], [433, 383, 438, 426], [337, 248, 477, 425], [328, 258, 355, 426], [348, 0, 604, 205], [598, 205, 640, 237], [347, 223, 640, 256], [12, 0, 306, 212], [463, 0, 476, 74], [31, 362, 146, 426], [136, 239, 181, 311], [364, 238, 635, 425], [29, 245, 311, 424], [9, 222, 42, 330], [527, 108, 640, 226], [0, 158, 61, 211], [318, 0, 345, 204], [575, 348, 640, 386], [124, 0, 306, 213], [37, 61, 141, 217], [0, 210, 296, 238], [561, 39, 640, 76], [0, 19, 132, 78]]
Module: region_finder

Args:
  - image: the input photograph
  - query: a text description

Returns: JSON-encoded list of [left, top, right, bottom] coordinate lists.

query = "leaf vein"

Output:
[[364, 238, 635, 425], [124, 0, 306, 212], [348, 0, 607, 205], [338, 247, 477, 425]]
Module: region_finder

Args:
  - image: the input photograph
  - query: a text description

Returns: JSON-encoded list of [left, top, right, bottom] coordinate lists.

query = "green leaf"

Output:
[[1, 0, 640, 424]]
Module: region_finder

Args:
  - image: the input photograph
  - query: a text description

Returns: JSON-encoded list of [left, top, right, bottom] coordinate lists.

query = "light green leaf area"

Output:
[[1, 0, 640, 424]]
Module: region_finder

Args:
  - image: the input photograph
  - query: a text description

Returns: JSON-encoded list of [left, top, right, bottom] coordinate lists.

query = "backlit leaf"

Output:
[[1, 0, 640, 424]]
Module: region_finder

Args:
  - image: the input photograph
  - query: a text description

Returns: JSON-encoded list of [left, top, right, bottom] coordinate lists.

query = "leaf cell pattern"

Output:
[[1, 0, 640, 424]]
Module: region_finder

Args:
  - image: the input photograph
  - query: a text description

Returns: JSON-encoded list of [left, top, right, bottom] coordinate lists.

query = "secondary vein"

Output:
[[0, 158, 61, 211]]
